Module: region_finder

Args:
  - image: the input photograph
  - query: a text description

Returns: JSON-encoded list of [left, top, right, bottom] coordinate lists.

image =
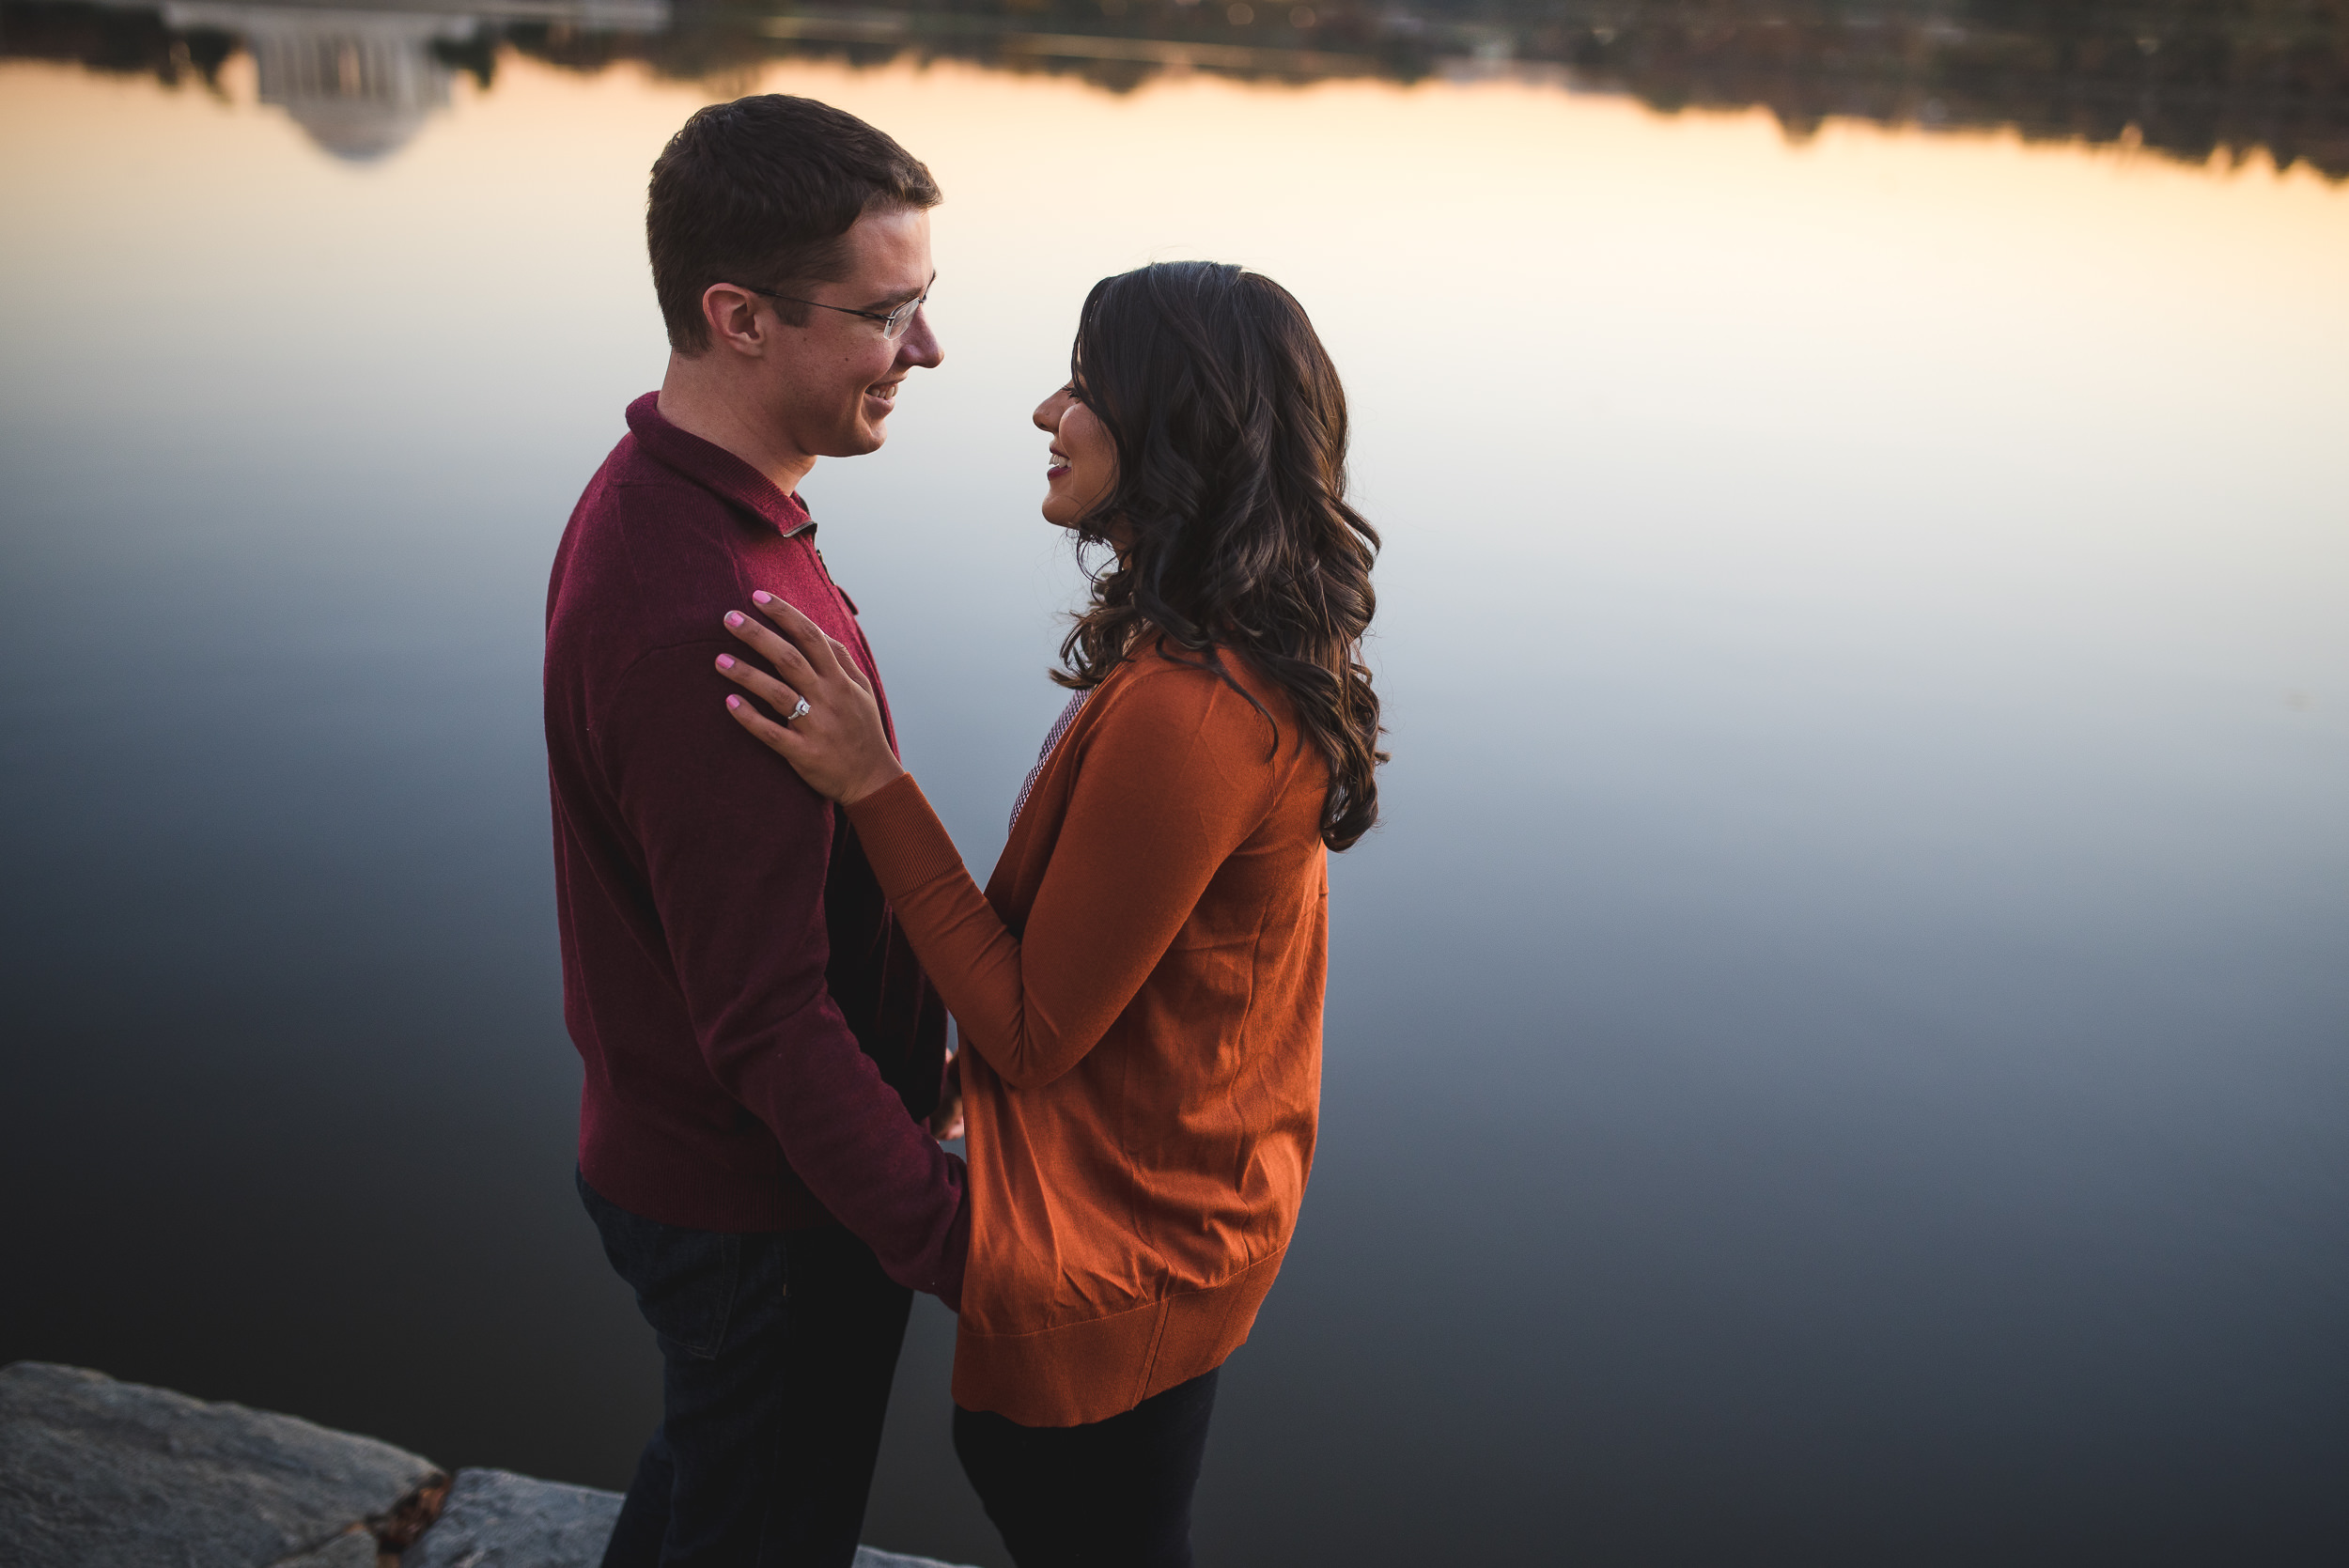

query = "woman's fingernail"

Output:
[[752, 590, 773, 604], [724, 612, 744, 628], [717, 655, 736, 670], [726, 695, 742, 710]]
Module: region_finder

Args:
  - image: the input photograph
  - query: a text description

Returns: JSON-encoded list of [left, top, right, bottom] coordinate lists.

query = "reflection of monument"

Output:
[[166, 5, 458, 160], [155, 0, 666, 162]]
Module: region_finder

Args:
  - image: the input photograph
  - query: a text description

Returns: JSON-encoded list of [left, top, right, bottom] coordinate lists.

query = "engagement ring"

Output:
[[785, 697, 812, 724]]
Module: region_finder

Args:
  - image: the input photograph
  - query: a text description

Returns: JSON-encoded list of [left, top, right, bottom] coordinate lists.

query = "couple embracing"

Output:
[[546, 92, 1381, 1568]]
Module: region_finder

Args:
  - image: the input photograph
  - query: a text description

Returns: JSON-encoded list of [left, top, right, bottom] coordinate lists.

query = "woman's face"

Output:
[[1034, 382, 1117, 532]]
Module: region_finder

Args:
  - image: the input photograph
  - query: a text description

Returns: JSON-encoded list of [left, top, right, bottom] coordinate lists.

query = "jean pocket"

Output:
[[631, 1229, 740, 1360], [580, 1174, 744, 1360]]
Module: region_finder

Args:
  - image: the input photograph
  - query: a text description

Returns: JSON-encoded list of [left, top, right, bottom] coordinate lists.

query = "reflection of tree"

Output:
[[538, 0, 2349, 179], [2, 0, 237, 85], [1523, 1, 2349, 180], [5, 0, 2342, 178]]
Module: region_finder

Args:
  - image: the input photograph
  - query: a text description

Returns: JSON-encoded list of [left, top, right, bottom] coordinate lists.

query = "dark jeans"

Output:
[[578, 1170, 912, 1568], [952, 1368, 1221, 1568]]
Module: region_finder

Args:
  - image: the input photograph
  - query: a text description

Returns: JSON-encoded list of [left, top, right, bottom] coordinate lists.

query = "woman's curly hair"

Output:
[[1056, 261, 1386, 850]]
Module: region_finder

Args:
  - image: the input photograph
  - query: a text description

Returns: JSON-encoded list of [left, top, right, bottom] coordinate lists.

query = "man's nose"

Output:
[[896, 308, 943, 371]]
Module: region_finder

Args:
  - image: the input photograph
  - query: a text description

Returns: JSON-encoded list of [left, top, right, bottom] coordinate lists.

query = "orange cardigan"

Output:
[[846, 642, 1329, 1426]]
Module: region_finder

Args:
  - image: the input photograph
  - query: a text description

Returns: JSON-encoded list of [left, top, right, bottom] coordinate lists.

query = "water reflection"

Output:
[[15, 0, 667, 158], [8, 0, 2343, 175], [3, 26, 2345, 1568], [179, 3, 490, 159]]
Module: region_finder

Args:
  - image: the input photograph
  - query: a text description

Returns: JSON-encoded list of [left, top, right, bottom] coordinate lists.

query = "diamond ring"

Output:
[[785, 697, 812, 724]]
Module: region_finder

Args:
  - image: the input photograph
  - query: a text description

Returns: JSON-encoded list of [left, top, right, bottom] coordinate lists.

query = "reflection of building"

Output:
[[166, 5, 457, 160], [140, 0, 666, 162]]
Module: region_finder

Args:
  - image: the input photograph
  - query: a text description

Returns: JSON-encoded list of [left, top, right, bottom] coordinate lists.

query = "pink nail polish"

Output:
[[725, 612, 743, 627], [726, 695, 741, 709], [717, 655, 736, 670], [753, 590, 773, 604]]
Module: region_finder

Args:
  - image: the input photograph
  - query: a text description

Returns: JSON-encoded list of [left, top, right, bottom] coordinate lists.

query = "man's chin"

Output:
[[814, 427, 886, 460]]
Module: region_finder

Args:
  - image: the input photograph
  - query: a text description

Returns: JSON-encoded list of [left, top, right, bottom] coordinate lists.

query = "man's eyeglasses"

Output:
[[742, 275, 933, 341]]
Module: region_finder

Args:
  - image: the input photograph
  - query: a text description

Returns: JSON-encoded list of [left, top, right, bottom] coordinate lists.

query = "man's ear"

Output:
[[700, 284, 769, 357]]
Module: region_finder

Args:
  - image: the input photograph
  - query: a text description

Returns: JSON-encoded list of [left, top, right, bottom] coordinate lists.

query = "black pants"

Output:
[[579, 1170, 912, 1568], [952, 1369, 1221, 1568]]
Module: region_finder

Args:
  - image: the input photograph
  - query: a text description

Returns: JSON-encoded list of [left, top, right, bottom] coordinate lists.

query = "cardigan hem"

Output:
[[949, 1246, 1288, 1427]]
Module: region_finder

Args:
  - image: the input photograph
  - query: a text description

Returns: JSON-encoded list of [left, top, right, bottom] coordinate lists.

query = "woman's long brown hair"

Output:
[[1056, 262, 1386, 850]]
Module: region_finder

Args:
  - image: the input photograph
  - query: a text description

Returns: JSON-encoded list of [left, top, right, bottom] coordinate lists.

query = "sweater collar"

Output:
[[624, 392, 815, 538]]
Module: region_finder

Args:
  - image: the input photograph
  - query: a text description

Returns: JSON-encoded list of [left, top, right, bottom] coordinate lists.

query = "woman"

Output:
[[717, 261, 1382, 1566]]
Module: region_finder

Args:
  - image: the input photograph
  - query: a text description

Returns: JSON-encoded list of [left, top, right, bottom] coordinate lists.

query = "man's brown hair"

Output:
[[647, 94, 941, 354]]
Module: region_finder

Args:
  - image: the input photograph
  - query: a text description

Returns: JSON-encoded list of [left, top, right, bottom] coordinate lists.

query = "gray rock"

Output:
[[854, 1552, 976, 1568], [0, 1364, 974, 1568], [402, 1467, 619, 1568], [0, 1361, 441, 1568], [271, 1529, 381, 1568], [403, 1467, 975, 1568]]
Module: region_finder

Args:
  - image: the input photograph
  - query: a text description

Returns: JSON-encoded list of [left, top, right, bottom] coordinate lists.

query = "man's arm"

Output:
[[601, 638, 966, 1303]]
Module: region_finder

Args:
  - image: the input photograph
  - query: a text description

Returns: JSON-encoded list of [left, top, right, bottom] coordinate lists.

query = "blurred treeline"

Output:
[[3, 0, 2342, 178]]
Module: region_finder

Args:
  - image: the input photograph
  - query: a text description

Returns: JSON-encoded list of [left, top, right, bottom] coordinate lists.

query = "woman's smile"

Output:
[[1033, 384, 1115, 528]]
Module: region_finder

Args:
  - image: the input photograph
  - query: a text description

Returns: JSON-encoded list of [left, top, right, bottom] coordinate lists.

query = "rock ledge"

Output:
[[0, 1362, 971, 1568]]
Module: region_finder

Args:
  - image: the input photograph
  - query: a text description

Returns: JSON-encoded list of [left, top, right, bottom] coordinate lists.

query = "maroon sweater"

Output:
[[545, 392, 966, 1303]]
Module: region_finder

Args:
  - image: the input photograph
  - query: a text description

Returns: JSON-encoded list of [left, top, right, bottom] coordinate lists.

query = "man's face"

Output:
[[759, 206, 941, 460]]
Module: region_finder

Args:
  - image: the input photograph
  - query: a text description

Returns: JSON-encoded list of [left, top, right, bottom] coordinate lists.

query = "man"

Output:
[[543, 95, 965, 1567]]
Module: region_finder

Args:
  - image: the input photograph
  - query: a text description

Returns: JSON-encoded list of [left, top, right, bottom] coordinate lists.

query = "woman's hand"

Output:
[[717, 592, 907, 805]]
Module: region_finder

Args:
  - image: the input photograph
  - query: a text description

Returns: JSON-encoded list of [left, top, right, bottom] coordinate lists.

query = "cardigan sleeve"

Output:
[[847, 666, 1283, 1090]]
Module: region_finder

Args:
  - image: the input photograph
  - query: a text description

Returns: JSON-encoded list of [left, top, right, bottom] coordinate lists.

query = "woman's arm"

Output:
[[716, 597, 1278, 1088], [848, 679, 1271, 1086]]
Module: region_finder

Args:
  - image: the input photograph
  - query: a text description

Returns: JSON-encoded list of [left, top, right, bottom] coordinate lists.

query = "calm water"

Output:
[[5, 16, 2348, 1565]]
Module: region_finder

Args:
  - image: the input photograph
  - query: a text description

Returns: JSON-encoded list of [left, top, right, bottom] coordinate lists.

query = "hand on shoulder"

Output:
[[715, 593, 908, 805]]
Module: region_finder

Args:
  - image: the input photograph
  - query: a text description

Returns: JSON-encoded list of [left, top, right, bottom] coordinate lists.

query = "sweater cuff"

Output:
[[934, 1161, 970, 1313], [845, 773, 965, 902]]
